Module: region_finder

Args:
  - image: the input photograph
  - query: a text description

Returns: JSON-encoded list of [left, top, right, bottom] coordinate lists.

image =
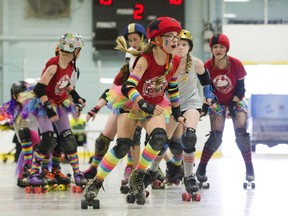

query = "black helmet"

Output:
[[10, 81, 28, 100]]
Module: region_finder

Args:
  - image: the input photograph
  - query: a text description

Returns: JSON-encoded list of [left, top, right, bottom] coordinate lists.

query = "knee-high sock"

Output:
[[136, 143, 160, 170], [183, 151, 195, 177], [96, 149, 121, 181], [21, 141, 33, 165], [126, 150, 133, 167], [66, 152, 80, 173], [31, 151, 46, 174], [91, 152, 104, 168]]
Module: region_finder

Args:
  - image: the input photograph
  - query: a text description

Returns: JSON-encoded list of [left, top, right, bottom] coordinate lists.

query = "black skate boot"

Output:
[[83, 166, 97, 180], [42, 169, 58, 191], [52, 167, 71, 191], [166, 162, 183, 184], [128, 169, 146, 205], [143, 169, 158, 188], [17, 178, 29, 187], [196, 163, 209, 189], [184, 174, 199, 193], [81, 179, 102, 209], [244, 163, 255, 189]]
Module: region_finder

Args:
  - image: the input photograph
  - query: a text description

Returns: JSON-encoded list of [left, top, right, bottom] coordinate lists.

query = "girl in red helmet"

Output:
[[196, 33, 255, 188], [82, 17, 185, 207]]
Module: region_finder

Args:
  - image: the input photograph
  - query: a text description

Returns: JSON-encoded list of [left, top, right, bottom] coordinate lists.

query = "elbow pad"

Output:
[[197, 69, 211, 86], [234, 79, 245, 99], [33, 83, 47, 98], [100, 89, 109, 102]]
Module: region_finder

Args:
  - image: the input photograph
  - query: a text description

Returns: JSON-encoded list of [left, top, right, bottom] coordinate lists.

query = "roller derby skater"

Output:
[[82, 16, 185, 208], [196, 33, 255, 189]]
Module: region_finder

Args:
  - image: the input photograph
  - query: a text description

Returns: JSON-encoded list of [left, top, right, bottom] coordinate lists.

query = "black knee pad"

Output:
[[181, 127, 197, 153], [169, 138, 182, 155], [113, 138, 133, 159], [95, 133, 111, 155], [53, 141, 63, 154], [204, 131, 223, 153], [132, 126, 142, 146], [149, 128, 167, 151], [59, 129, 78, 154], [18, 127, 31, 143], [235, 128, 251, 152], [37, 131, 58, 154]]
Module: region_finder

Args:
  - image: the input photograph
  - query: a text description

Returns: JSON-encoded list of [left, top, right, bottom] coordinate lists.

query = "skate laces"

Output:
[[53, 168, 67, 178], [42, 169, 55, 179]]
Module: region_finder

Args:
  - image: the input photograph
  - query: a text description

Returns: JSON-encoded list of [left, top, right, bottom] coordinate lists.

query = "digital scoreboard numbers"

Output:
[[92, 0, 185, 50]]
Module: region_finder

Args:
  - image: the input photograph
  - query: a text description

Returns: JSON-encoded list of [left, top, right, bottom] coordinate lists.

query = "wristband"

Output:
[[43, 101, 57, 118], [171, 106, 182, 122], [88, 105, 101, 116], [138, 99, 155, 115]]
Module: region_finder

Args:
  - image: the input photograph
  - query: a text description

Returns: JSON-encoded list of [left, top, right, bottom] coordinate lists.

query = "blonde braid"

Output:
[[186, 54, 192, 73]]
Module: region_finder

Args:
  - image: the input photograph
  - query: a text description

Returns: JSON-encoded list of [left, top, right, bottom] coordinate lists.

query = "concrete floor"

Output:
[[0, 151, 287, 216]]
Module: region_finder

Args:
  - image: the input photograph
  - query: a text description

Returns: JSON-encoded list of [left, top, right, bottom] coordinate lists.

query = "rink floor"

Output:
[[0, 150, 287, 216]]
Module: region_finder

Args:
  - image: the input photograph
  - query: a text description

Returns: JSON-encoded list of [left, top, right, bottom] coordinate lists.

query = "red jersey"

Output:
[[135, 52, 180, 104], [113, 70, 125, 86], [205, 56, 246, 105], [41, 56, 74, 104]]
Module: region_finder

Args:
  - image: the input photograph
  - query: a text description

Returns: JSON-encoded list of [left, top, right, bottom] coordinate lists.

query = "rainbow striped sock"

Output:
[[136, 143, 160, 170]]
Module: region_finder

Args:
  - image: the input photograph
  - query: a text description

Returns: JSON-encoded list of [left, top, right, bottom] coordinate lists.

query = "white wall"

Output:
[[223, 25, 288, 64]]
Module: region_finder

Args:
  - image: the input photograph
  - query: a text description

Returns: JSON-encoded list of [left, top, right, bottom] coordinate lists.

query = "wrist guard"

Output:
[[70, 89, 85, 103], [88, 105, 101, 117], [201, 103, 209, 117], [203, 85, 216, 101], [171, 106, 182, 122], [43, 101, 57, 118], [138, 99, 155, 115]]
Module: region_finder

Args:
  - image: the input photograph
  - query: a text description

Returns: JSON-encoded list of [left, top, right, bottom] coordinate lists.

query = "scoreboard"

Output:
[[92, 0, 185, 50]]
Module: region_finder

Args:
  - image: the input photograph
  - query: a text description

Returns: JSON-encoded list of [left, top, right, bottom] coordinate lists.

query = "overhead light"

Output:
[[224, 0, 249, 2], [224, 14, 237, 18]]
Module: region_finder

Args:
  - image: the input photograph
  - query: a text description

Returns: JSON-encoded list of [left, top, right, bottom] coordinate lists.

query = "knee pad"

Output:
[[95, 133, 111, 156], [113, 138, 133, 159], [132, 126, 142, 146], [37, 131, 57, 154], [204, 131, 223, 153], [149, 128, 167, 151], [53, 142, 63, 154], [235, 128, 251, 152], [169, 138, 182, 155], [59, 129, 78, 154], [18, 127, 31, 143], [181, 127, 197, 153]]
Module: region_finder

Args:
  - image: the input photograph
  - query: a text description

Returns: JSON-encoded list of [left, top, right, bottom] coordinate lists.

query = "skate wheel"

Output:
[[81, 199, 88, 209], [34, 187, 42, 194], [192, 193, 201, 201], [251, 182, 256, 189], [243, 182, 247, 189], [75, 186, 83, 193], [145, 190, 150, 198], [126, 194, 135, 204], [182, 193, 192, 201], [200, 182, 210, 189], [24, 186, 32, 193], [153, 180, 161, 189], [92, 199, 100, 209], [71, 185, 76, 193], [58, 184, 66, 191], [120, 185, 129, 194]]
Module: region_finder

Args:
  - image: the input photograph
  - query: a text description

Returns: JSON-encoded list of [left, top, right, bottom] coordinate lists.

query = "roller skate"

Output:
[[126, 169, 146, 205], [22, 164, 31, 178], [42, 169, 58, 192], [165, 162, 184, 185], [182, 174, 201, 202], [83, 166, 97, 180], [52, 167, 71, 191], [196, 163, 210, 189], [243, 164, 255, 189], [25, 172, 48, 193], [17, 177, 29, 188], [71, 171, 88, 193], [152, 167, 166, 189], [143, 169, 160, 189], [81, 179, 102, 209], [120, 166, 133, 194]]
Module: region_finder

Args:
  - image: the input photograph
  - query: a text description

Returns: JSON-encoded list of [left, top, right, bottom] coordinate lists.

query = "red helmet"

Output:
[[147, 17, 182, 39], [209, 33, 230, 51]]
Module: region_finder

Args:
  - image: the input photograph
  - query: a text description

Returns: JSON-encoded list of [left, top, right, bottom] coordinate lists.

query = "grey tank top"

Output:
[[177, 57, 202, 111]]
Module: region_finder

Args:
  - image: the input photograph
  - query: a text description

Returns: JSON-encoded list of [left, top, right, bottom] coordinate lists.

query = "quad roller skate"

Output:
[[196, 163, 210, 189], [25, 173, 48, 193], [71, 171, 88, 193], [182, 174, 201, 202], [243, 165, 255, 189], [81, 179, 102, 209], [120, 166, 133, 194], [143, 169, 161, 189], [83, 166, 97, 180], [52, 167, 71, 191], [17, 164, 31, 188], [126, 169, 147, 205], [151, 168, 166, 189], [42, 169, 58, 192], [165, 162, 184, 185]]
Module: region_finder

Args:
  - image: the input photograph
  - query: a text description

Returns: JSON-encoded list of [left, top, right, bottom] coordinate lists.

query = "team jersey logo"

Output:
[[142, 77, 167, 98], [212, 74, 233, 94], [54, 75, 70, 96]]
